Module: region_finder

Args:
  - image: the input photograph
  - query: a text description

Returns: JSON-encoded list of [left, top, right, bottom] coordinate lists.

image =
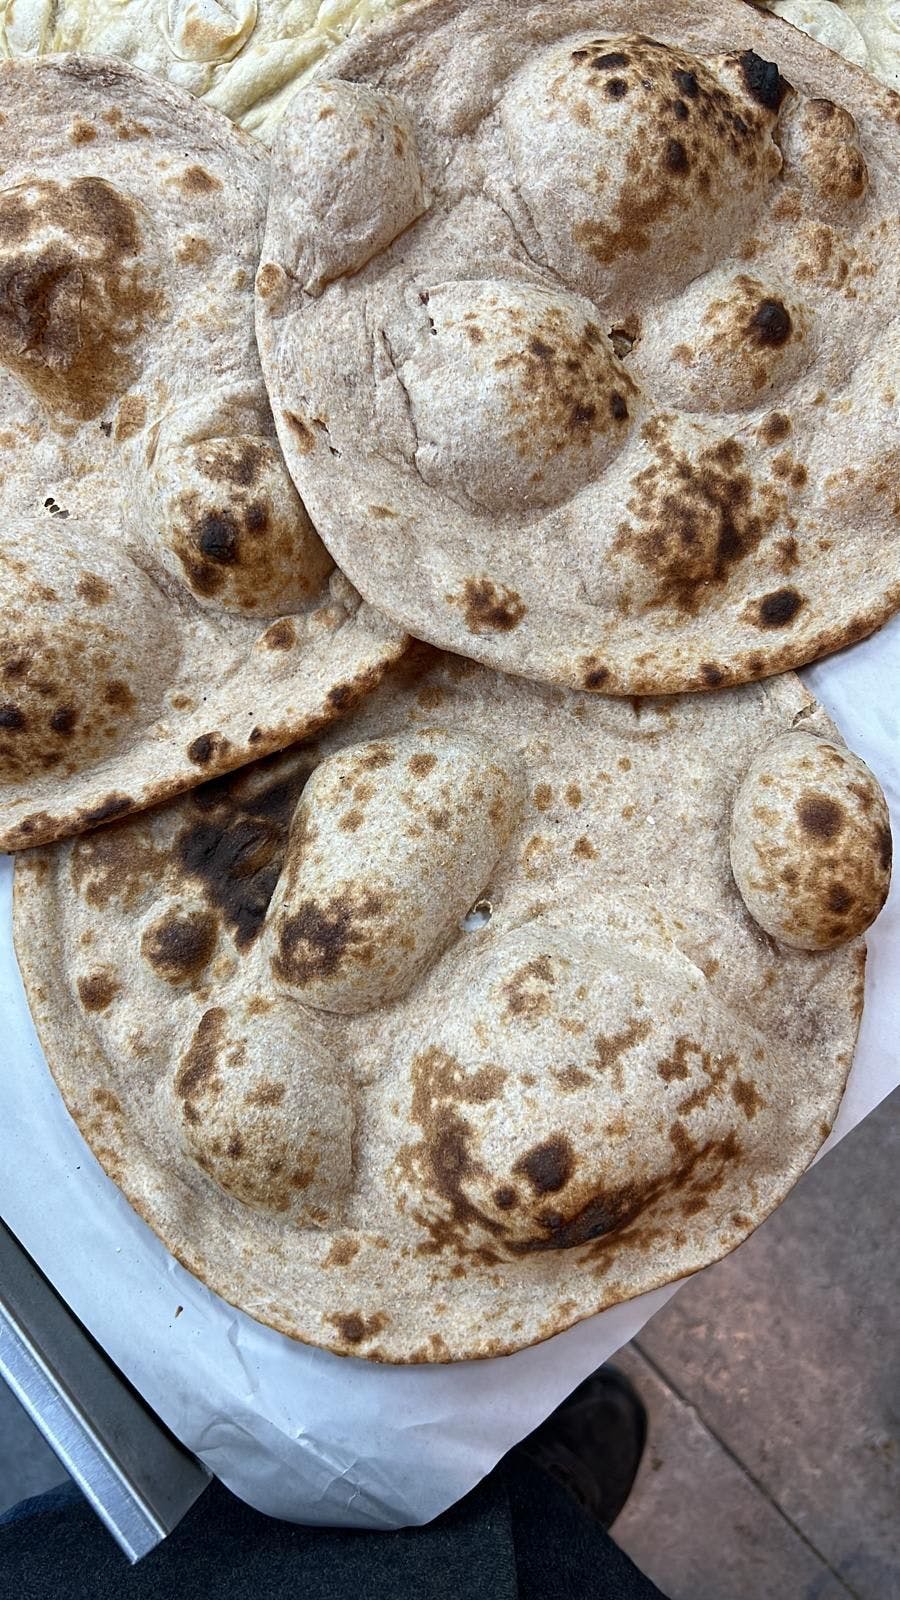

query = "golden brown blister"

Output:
[[730, 730, 891, 949]]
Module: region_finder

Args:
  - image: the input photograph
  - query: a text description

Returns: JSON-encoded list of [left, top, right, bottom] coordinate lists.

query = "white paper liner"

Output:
[[1, 614, 897, 1528]]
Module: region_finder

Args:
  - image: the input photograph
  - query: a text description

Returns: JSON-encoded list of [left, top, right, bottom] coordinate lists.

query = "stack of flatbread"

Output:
[[0, 56, 404, 852], [3, 0, 896, 1361]]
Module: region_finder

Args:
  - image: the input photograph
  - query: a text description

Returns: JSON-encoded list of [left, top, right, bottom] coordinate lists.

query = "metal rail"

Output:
[[0, 1220, 209, 1562]]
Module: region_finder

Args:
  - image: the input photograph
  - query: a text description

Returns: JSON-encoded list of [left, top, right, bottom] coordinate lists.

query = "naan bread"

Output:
[[763, 1, 900, 89], [257, 0, 900, 696], [14, 649, 890, 1360], [0, 57, 403, 852], [0, 0, 409, 144]]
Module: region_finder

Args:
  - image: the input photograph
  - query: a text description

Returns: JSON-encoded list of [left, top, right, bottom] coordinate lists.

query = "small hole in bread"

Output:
[[462, 899, 492, 932], [609, 326, 634, 358]]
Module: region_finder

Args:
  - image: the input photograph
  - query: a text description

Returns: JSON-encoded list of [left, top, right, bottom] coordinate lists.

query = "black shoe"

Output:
[[514, 1364, 647, 1530]]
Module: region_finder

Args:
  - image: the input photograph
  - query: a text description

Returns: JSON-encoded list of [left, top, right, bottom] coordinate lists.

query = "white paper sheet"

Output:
[[1, 615, 897, 1529]]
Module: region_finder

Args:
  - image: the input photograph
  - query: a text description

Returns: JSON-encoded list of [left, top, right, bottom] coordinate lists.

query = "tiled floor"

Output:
[[614, 1087, 900, 1599], [1, 1090, 897, 1599]]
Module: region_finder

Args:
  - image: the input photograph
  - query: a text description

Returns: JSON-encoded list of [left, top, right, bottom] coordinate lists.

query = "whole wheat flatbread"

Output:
[[14, 649, 890, 1360], [257, 0, 900, 696], [0, 57, 404, 853], [0, 0, 411, 144]]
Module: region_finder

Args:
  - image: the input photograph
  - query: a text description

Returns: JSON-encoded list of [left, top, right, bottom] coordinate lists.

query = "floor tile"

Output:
[[635, 1088, 900, 1599], [613, 1347, 854, 1600]]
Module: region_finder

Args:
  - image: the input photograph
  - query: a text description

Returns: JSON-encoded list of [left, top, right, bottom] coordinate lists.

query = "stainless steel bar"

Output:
[[0, 1220, 210, 1562]]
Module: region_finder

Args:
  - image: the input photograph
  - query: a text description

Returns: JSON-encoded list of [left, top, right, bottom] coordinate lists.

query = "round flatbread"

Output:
[[257, 0, 900, 696], [0, 0, 410, 144], [0, 56, 403, 852], [14, 649, 890, 1361]]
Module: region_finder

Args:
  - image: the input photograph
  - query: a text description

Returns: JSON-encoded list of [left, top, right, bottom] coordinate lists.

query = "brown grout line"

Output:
[[629, 1339, 864, 1600]]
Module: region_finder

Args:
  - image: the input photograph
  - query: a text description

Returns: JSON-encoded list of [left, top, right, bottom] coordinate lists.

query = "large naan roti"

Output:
[[14, 650, 891, 1360], [0, 0, 409, 143], [257, 0, 900, 696], [0, 57, 403, 852], [762, 0, 900, 90]]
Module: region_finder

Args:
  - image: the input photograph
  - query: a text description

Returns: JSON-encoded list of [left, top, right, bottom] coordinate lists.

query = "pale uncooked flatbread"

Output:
[[257, 0, 900, 696], [0, 0, 409, 143], [764, 1, 900, 89], [0, 57, 404, 852], [14, 649, 890, 1360]]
